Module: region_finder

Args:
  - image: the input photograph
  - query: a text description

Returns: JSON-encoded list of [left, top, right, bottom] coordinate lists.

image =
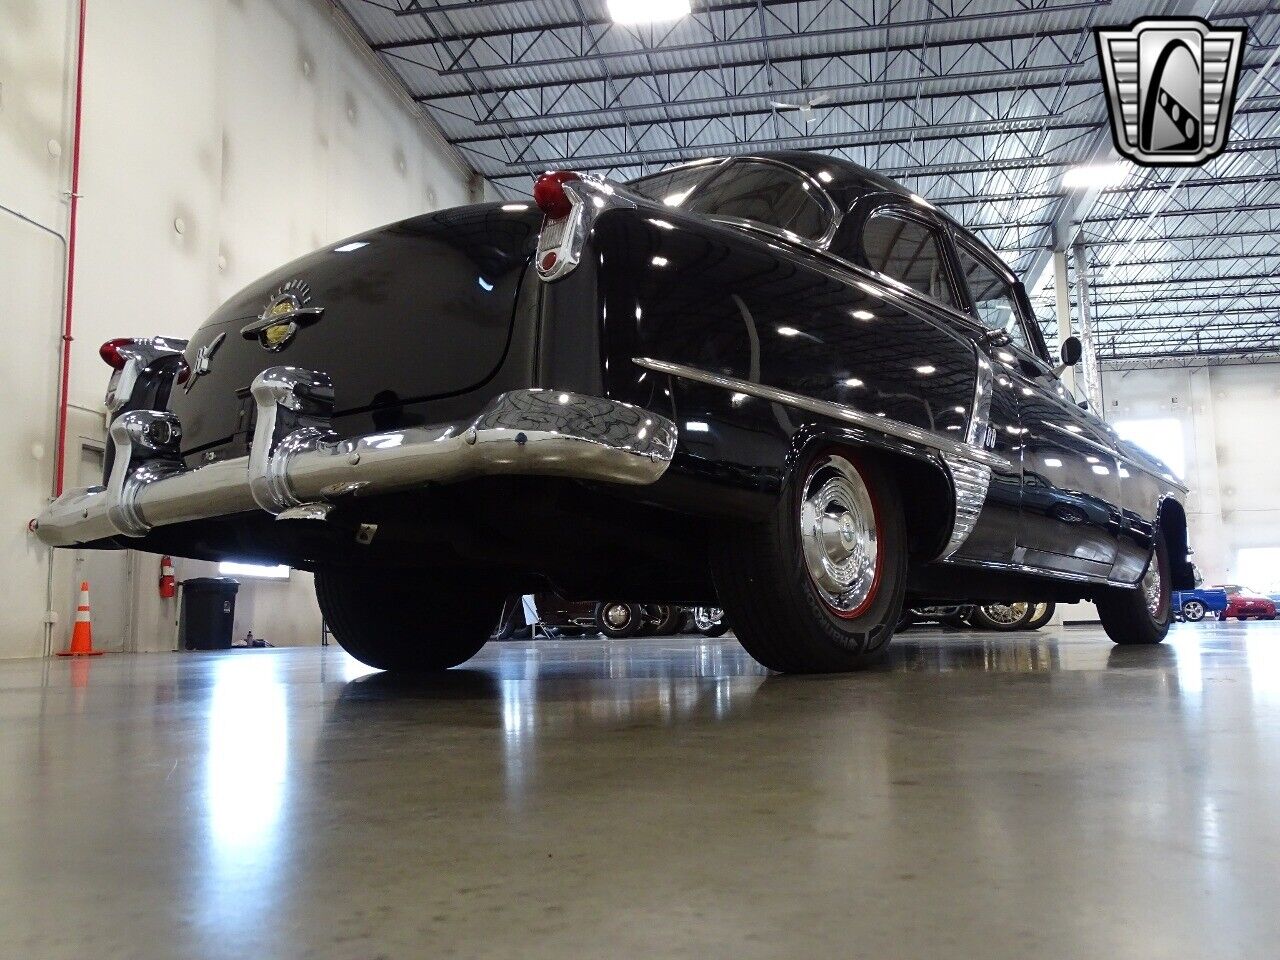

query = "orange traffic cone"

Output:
[[58, 581, 105, 657]]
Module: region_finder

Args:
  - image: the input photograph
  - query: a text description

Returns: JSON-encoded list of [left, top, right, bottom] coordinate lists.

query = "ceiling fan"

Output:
[[768, 94, 830, 123]]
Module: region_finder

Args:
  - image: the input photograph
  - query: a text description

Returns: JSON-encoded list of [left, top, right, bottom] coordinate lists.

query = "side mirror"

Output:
[[1060, 335, 1082, 366], [1053, 335, 1083, 377]]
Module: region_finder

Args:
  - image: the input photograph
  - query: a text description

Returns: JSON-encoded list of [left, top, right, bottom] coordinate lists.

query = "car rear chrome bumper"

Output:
[[33, 367, 678, 548]]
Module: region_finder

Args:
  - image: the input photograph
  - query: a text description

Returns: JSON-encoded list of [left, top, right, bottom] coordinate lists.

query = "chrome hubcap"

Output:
[[1142, 552, 1164, 618], [693, 606, 723, 630], [605, 604, 630, 628], [983, 602, 1029, 625], [800, 454, 879, 615]]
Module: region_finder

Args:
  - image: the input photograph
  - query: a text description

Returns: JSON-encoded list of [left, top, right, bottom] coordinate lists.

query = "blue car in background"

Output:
[[1172, 588, 1229, 622]]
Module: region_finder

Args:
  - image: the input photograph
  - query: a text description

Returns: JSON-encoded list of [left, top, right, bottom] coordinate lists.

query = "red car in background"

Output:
[[1215, 585, 1277, 621]]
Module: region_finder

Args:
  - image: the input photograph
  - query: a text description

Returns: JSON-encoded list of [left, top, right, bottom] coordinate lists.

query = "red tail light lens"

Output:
[[175, 356, 191, 384], [533, 171, 581, 219], [99, 338, 134, 370]]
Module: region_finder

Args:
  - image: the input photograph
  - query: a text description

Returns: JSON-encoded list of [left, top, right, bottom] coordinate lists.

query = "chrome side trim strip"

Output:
[[940, 555, 1139, 589], [632, 356, 1012, 472], [32, 388, 678, 548]]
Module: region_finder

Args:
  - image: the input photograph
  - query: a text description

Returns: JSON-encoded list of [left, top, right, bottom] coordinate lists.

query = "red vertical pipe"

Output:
[[54, 0, 88, 497]]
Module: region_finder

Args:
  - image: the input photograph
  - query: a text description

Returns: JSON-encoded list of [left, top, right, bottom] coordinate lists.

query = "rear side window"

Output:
[[954, 241, 1031, 351], [626, 162, 718, 207], [860, 211, 958, 307], [683, 160, 832, 241]]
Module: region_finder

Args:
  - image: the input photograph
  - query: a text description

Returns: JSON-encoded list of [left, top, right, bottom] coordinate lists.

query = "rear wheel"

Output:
[[595, 601, 641, 639], [712, 449, 905, 673], [970, 602, 1035, 631], [1181, 599, 1206, 622], [315, 568, 501, 671], [1098, 531, 1172, 645]]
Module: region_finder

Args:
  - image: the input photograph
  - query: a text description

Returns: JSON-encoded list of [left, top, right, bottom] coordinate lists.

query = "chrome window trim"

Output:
[[857, 205, 964, 313], [704, 215, 835, 257], [631, 356, 1012, 472], [951, 232, 1039, 356], [621, 157, 729, 204], [681, 156, 842, 248]]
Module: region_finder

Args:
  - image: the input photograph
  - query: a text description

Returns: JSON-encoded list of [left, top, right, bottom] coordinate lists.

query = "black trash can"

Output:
[[180, 578, 240, 650]]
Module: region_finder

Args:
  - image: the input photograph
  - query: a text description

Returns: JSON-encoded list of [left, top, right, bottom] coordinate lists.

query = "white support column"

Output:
[[1071, 239, 1104, 415], [1052, 249, 1075, 394]]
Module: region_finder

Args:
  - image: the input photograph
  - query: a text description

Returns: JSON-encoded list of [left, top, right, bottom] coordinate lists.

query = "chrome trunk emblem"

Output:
[[1095, 17, 1246, 167], [241, 279, 325, 352]]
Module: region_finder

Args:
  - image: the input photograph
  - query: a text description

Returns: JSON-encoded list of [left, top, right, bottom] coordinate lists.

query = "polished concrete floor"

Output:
[[4, 621, 1280, 959]]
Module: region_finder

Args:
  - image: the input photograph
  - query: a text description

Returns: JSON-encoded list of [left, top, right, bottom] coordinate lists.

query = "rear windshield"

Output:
[[626, 162, 721, 207], [682, 160, 832, 241]]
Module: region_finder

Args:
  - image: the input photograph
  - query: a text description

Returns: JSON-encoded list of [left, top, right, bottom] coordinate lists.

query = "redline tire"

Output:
[[712, 449, 905, 673]]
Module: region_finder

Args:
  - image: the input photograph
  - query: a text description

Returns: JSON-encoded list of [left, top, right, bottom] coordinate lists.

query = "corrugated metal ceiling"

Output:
[[335, 0, 1280, 367]]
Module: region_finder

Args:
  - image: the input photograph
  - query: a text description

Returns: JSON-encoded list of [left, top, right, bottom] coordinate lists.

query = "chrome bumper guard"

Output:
[[33, 367, 678, 548]]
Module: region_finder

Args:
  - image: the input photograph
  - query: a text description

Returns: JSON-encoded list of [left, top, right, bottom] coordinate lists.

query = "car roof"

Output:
[[643, 151, 999, 271]]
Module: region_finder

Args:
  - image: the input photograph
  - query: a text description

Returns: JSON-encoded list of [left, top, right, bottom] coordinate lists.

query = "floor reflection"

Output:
[[6, 621, 1280, 959], [200, 656, 289, 942]]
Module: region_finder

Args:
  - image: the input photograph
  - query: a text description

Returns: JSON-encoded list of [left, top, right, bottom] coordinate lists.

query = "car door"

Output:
[[950, 236, 1123, 578], [842, 202, 1022, 564]]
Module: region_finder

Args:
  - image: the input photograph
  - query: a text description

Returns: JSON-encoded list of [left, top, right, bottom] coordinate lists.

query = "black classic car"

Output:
[[34, 152, 1192, 673]]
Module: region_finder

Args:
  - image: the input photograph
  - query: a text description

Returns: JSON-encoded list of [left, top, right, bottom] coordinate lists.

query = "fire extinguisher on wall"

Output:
[[159, 555, 176, 599]]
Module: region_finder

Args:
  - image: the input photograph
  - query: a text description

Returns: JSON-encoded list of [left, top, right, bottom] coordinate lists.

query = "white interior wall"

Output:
[[1054, 361, 1280, 625], [1103, 362, 1280, 587], [1, 0, 478, 658]]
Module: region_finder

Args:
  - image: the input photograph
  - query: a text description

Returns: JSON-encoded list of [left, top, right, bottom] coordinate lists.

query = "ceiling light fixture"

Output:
[[607, 0, 690, 24], [1062, 162, 1129, 190]]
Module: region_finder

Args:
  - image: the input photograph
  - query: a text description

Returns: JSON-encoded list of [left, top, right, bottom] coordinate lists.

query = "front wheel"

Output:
[[691, 606, 729, 637], [1097, 531, 1171, 645], [316, 568, 501, 671], [711, 449, 905, 673], [647, 605, 685, 636], [595, 601, 642, 639], [1181, 599, 1206, 622], [1025, 602, 1056, 630], [970, 602, 1035, 631]]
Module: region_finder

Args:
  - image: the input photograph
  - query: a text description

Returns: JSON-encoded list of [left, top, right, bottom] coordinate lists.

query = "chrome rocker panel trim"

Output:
[[33, 376, 678, 548], [632, 356, 1012, 472]]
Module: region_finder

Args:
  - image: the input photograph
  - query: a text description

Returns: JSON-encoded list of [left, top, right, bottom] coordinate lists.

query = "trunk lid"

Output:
[[168, 203, 541, 455]]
